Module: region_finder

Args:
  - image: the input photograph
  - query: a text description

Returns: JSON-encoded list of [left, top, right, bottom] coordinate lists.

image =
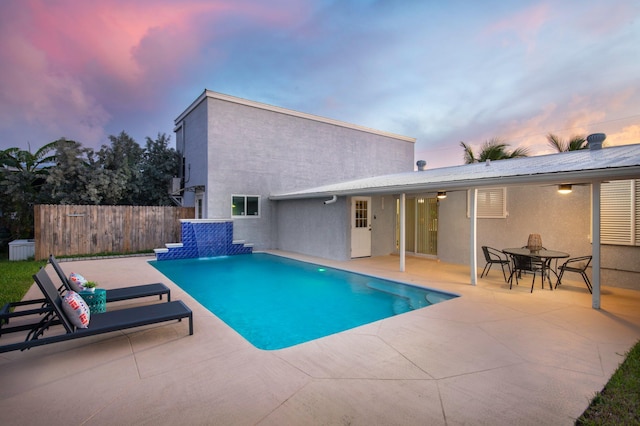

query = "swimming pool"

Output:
[[150, 253, 458, 350]]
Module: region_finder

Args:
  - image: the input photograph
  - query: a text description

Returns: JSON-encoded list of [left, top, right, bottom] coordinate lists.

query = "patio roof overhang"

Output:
[[269, 144, 640, 200], [269, 143, 640, 311]]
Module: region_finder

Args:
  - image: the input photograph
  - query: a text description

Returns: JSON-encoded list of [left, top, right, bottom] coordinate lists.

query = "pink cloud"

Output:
[[481, 3, 551, 51], [0, 0, 309, 147]]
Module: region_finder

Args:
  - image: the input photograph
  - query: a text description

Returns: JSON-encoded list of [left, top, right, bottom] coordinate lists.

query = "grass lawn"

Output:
[[576, 341, 640, 425], [0, 255, 46, 308], [1, 254, 638, 424]]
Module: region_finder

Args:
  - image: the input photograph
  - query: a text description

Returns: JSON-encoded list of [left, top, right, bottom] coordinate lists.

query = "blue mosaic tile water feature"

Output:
[[155, 220, 252, 260]]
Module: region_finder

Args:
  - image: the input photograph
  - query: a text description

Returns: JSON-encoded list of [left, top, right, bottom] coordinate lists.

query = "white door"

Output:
[[351, 197, 371, 258]]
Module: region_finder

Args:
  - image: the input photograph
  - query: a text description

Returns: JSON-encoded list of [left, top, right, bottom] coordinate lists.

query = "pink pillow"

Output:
[[61, 291, 91, 328]]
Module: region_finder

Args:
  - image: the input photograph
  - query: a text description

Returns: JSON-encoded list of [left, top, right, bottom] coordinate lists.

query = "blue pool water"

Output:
[[150, 253, 458, 350]]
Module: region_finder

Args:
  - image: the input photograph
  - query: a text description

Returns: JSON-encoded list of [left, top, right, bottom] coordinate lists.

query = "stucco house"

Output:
[[173, 90, 640, 305]]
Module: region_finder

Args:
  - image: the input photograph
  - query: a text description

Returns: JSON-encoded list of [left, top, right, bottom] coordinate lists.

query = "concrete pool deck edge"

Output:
[[1, 251, 639, 425]]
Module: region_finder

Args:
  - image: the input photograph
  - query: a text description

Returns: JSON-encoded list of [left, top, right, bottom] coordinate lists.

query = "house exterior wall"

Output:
[[602, 245, 640, 290], [275, 194, 398, 261], [176, 99, 209, 208], [275, 197, 349, 260], [176, 91, 414, 252], [370, 195, 398, 257], [436, 184, 640, 290], [438, 185, 592, 265]]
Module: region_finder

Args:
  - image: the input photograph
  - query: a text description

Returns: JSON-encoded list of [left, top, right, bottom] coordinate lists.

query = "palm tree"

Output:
[[0, 141, 60, 238], [546, 133, 587, 152], [460, 138, 529, 164]]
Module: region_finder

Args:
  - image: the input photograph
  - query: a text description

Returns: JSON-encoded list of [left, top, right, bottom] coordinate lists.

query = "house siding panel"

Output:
[[179, 92, 414, 252]]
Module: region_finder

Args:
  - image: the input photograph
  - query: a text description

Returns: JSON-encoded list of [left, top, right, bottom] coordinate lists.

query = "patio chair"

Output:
[[49, 255, 170, 303], [0, 268, 192, 353], [480, 246, 511, 281], [555, 255, 592, 294], [508, 254, 544, 293]]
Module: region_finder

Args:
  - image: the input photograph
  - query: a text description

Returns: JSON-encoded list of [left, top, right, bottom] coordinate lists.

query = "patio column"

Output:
[[400, 193, 406, 272], [469, 188, 478, 285], [591, 181, 601, 309]]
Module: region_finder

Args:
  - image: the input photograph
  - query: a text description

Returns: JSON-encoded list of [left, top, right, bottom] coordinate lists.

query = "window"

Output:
[[601, 179, 639, 246], [232, 195, 260, 218], [467, 188, 507, 218]]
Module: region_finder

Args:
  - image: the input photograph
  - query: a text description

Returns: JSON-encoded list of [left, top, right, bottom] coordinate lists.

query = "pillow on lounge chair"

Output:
[[61, 291, 91, 328], [68, 273, 87, 292]]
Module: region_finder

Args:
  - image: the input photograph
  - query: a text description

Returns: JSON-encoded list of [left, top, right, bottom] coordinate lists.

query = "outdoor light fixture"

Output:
[[557, 184, 572, 194], [437, 191, 447, 199]]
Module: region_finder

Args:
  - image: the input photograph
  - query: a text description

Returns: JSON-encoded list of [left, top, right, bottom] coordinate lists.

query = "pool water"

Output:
[[150, 253, 458, 350]]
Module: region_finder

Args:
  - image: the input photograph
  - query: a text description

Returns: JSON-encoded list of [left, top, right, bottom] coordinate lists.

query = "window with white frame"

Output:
[[232, 195, 260, 218], [601, 179, 639, 246], [467, 187, 507, 218]]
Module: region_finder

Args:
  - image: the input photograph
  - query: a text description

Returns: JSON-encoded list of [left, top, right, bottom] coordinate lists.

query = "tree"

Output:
[[97, 131, 144, 205], [459, 138, 529, 164], [546, 133, 587, 152], [137, 133, 180, 205], [0, 142, 58, 239], [44, 139, 110, 205]]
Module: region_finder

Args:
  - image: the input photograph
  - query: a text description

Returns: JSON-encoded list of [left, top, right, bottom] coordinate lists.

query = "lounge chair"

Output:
[[49, 255, 170, 303], [1, 299, 54, 336], [0, 268, 192, 353], [1, 256, 172, 336]]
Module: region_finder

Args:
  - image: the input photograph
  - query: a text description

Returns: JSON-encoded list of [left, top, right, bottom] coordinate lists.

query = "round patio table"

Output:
[[502, 248, 569, 290]]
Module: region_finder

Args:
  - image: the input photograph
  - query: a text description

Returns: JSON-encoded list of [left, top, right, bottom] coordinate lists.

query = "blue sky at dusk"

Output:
[[1, 0, 638, 167]]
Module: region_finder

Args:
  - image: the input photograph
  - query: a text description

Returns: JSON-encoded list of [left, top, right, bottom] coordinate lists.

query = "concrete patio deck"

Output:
[[1, 251, 639, 425]]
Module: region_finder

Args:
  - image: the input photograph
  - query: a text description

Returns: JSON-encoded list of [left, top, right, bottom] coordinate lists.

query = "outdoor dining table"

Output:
[[502, 247, 570, 290]]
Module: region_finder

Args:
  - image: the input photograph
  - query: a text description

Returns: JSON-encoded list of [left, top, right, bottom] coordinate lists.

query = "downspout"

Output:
[[323, 195, 337, 205]]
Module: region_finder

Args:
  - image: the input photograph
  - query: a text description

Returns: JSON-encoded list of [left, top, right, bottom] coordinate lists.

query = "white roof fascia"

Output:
[[174, 89, 416, 143], [270, 144, 640, 200]]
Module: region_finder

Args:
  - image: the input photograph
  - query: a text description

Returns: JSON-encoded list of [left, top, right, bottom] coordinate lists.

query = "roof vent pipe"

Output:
[[416, 160, 427, 171], [587, 133, 606, 150], [323, 195, 337, 205]]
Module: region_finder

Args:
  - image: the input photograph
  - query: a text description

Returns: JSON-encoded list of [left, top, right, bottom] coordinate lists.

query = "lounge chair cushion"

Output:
[[68, 273, 87, 292], [62, 291, 90, 328]]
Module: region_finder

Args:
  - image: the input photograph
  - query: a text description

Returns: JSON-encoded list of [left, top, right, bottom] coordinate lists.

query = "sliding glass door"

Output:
[[396, 196, 438, 256]]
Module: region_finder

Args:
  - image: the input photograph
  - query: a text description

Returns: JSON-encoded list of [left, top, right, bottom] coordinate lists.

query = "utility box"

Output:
[[8, 239, 35, 261]]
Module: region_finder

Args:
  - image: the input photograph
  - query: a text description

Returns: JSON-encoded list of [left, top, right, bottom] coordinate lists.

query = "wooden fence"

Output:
[[34, 205, 194, 260]]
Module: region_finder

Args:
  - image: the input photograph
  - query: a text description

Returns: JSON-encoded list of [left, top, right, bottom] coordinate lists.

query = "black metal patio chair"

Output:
[[508, 253, 544, 293], [480, 246, 511, 282], [555, 255, 592, 294]]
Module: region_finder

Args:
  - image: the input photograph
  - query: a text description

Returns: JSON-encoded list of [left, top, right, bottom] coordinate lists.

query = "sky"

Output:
[[1, 0, 639, 168]]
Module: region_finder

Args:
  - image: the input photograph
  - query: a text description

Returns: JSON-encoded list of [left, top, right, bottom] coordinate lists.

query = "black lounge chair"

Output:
[[0, 268, 192, 353], [1, 256, 172, 336], [49, 255, 170, 303]]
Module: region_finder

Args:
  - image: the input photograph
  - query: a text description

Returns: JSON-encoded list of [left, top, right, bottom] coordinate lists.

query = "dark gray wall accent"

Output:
[[275, 197, 349, 261], [177, 100, 209, 208]]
